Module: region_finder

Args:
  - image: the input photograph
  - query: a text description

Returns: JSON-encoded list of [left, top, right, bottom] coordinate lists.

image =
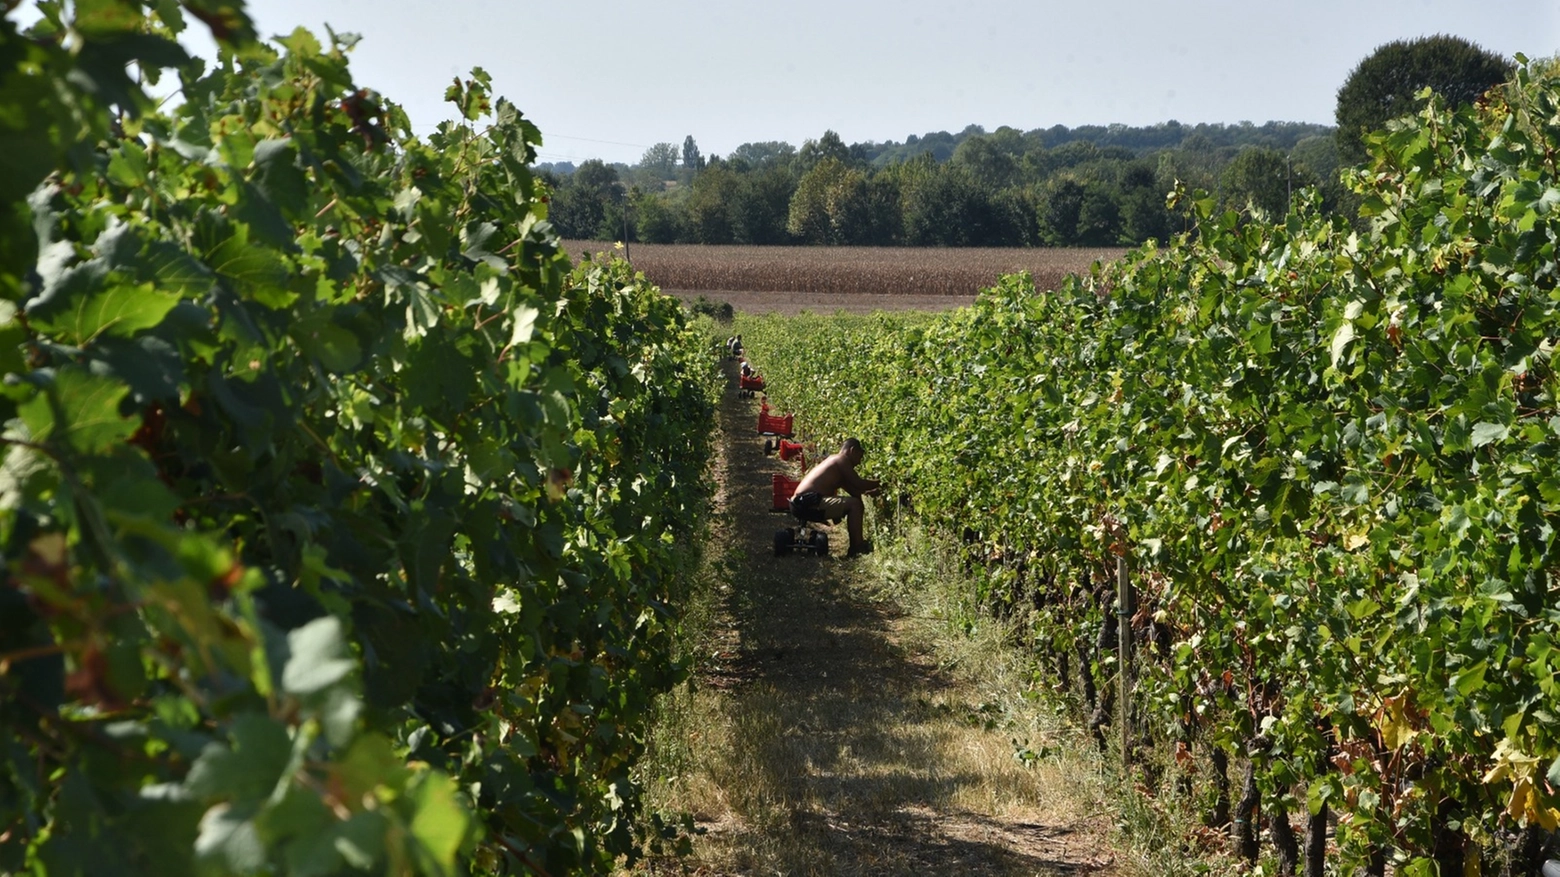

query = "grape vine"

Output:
[[740, 61, 1560, 874], [2, 4, 716, 874]]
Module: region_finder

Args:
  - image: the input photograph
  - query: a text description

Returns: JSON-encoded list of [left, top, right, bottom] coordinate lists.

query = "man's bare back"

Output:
[[795, 448, 879, 498]]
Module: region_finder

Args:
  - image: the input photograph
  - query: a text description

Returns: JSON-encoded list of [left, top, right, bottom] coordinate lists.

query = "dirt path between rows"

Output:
[[648, 362, 1125, 876]]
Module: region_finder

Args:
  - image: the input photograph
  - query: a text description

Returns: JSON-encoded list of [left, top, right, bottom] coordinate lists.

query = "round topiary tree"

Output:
[[1334, 34, 1512, 165]]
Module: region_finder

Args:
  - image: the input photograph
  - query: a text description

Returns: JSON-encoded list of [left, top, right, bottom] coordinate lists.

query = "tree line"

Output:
[[540, 35, 1522, 249], [540, 121, 1338, 248]]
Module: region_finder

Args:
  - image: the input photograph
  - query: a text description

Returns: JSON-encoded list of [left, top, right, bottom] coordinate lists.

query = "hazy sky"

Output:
[[191, 1, 1557, 165]]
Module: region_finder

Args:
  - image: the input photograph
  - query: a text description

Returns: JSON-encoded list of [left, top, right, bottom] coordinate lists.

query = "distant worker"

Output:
[[726, 334, 743, 358], [789, 437, 882, 557], [740, 360, 755, 378]]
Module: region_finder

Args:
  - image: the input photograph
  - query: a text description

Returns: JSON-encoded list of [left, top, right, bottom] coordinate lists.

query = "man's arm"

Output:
[[843, 467, 882, 496]]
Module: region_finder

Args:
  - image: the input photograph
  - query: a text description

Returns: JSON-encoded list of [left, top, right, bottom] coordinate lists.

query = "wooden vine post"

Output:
[[1117, 552, 1133, 767]]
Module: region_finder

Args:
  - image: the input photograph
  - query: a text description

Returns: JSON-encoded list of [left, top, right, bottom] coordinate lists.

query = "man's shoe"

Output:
[[846, 540, 874, 558]]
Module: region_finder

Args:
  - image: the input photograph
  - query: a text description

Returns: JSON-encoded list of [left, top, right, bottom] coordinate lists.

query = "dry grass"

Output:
[[562, 241, 1126, 298]]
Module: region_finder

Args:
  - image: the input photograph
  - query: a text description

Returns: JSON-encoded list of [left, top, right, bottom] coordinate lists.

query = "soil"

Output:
[[665, 288, 977, 316], [656, 360, 1123, 875]]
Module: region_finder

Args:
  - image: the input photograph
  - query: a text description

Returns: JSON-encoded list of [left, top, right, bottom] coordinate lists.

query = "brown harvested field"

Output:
[[561, 241, 1127, 315]]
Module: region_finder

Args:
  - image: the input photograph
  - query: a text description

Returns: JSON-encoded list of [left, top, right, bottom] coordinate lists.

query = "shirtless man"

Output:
[[790, 437, 882, 557]]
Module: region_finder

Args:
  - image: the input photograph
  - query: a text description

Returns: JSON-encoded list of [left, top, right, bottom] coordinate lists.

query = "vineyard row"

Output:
[[739, 60, 1560, 875]]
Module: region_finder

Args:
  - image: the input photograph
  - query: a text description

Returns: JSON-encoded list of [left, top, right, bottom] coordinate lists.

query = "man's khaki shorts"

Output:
[[818, 495, 853, 520]]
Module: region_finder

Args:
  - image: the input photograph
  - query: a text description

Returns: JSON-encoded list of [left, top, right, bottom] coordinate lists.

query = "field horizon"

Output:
[[562, 240, 1127, 302]]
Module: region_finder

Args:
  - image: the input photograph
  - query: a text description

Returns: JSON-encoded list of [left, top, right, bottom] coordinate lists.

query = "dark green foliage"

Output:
[[1117, 160, 1175, 244], [732, 164, 797, 244], [796, 129, 851, 172], [687, 295, 733, 322], [549, 158, 625, 239], [686, 163, 742, 244], [1335, 34, 1513, 164], [681, 135, 704, 171], [1037, 176, 1087, 246], [1073, 180, 1122, 246], [902, 165, 1031, 247], [559, 118, 1385, 249], [1289, 134, 1346, 213], [0, 6, 716, 873], [635, 190, 685, 243], [1220, 146, 1313, 221]]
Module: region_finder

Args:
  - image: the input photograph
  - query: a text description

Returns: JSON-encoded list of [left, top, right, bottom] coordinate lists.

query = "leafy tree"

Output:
[[634, 189, 684, 243], [902, 165, 1025, 246], [549, 159, 621, 239], [639, 142, 680, 179], [796, 130, 850, 172], [786, 160, 834, 244], [602, 112, 1376, 247], [1075, 179, 1122, 246], [900, 130, 959, 162], [575, 158, 621, 196], [953, 133, 1020, 190], [1290, 134, 1345, 213], [681, 135, 704, 171], [1037, 176, 1087, 246], [787, 157, 875, 244], [1118, 160, 1174, 245], [1153, 143, 1219, 197], [728, 140, 796, 170], [686, 163, 741, 243], [1334, 34, 1512, 164], [877, 152, 938, 233], [732, 164, 796, 244], [861, 175, 905, 245], [1220, 146, 1298, 221]]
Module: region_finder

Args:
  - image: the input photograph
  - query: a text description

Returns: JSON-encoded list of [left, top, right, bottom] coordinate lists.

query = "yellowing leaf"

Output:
[[1375, 694, 1418, 749], [1508, 776, 1534, 821]]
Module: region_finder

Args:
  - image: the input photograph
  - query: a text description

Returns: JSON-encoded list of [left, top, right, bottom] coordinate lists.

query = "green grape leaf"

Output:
[[509, 303, 540, 347], [282, 616, 355, 697], [73, 0, 145, 37], [184, 714, 291, 803], [143, 242, 217, 297], [195, 803, 267, 873], [290, 313, 363, 374], [37, 281, 183, 345], [1470, 421, 1509, 448], [251, 138, 308, 216], [205, 227, 293, 307], [283, 811, 387, 876], [460, 221, 507, 269], [1329, 321, 1355, 368], [19, 367, 134, 453], [382, 266, 440, 338], [409, 771, 470, 877], [90, 335, 187, 403]]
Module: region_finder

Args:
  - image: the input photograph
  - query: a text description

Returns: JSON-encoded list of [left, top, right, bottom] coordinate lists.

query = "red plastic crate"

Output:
[[777, 439, 805, 462], [757, 410, 793, 436], [739, 373, 766, 392], [771, 473, 800, 510]]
